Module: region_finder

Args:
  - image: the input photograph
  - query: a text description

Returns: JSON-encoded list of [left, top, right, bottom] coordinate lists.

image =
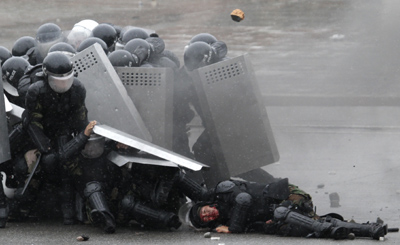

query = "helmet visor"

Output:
[[48, 71, 74, 93], [114, 41, 124, 50], [2, 80, 19, 96]]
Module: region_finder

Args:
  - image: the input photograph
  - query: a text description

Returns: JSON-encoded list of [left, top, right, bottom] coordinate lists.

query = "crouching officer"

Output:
[[21, 52, 88, 224]]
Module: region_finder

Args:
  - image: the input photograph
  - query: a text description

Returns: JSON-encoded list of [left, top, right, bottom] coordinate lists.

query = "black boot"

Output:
[[13, 154, 29, 200], [84, 181, 115, 233], [60, 178, 75, 225], [120, 194, 181, 230], [174, 170, 210, 202], [325, 216, 387, 240], [274, 206, 350, 239]]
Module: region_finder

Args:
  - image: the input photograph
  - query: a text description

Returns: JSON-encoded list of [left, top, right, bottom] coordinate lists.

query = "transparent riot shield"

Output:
[[0, 72, 11, 164], [190, 54, 279, 178], [71, 43, 152, 142], [115, 67, 174, 150]]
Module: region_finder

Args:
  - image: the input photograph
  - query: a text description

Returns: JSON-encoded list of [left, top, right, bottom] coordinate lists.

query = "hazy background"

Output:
[[1, 0, 399, 241]]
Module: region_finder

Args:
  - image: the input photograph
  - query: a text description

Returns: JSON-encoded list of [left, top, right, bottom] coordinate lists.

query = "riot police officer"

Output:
[[26, 23, 65, 65], [77, 37, 109, 55], [66, 19, 98, 50], [186, 178, 388, 240], [22, 51, 88, 224], [92, 23, 118, 52], [180, 34, 275, 187], [12, 36, 37, 58], [0, 46, 12, 66], [174, 37, 228, 186], [108, 50, 140, 68], [2, 56, 31, 107]]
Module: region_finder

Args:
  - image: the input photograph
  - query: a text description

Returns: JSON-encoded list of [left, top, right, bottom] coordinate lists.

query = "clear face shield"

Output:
[[81, 133, 105, 159], [48, 70, 74, 93], [114, 41, 125, 50], [66, 20, 98, 49], [66, 26, 93, 50]]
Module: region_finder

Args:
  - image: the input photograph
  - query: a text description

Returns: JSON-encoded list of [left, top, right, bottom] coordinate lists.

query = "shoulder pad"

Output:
[[215, 180, 236, 194], [25, 80, 45, 105], [70, 79, 86, 98], [26, 80, 45, 94], [25, 64, 42, 75], [235, 192, 253, 205]]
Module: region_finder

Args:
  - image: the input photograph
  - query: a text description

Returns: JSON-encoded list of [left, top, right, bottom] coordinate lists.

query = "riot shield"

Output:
[[93, 124, 208, 171], [71, 43, 152, 142], [190, 54, 279, 177], [115, 67, 174, 150], [107, 151, 178, 168], [0, 73, 11, 164]]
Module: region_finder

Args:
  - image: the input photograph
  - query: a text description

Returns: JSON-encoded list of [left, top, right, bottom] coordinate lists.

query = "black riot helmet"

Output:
[[161, 50, 180, 67], [12, 36, 37, 56], [113, 25, 123, 38], [120, 27, 149, 45], [2, 57, 30, 94], [48, 42, 76, 57], [211, 41, 228, 60], [184, 41, 218, 71], [146, 37, 165, 55], [92, 23, 117, 48], [108, 50, 140, 67], [189, 33, 218, 45], [124, 39, 151, 63], [188, 202, 219, 229], [77, 37, 109, 54], [36, 23, 63, 43], [42, 52, 74, 93], [0, 46, 12, 66]]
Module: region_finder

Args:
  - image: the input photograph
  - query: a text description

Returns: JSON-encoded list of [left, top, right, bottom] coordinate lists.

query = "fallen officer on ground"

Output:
[[180, 177, 391, 240]]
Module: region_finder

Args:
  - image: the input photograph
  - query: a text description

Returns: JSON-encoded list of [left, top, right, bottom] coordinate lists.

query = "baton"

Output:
[[21, 153, 41, 196]]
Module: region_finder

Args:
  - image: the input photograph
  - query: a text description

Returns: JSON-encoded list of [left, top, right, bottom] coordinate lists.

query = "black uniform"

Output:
[[188, 178, 388, 240], [21, 76, 88, 224], [24, 77, 88, 152]]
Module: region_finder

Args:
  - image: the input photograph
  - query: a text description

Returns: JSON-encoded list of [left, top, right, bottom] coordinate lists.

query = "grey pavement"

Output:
[[1, 0, 400, 244]]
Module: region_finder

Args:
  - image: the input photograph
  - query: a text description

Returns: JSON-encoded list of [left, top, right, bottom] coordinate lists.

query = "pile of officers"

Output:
[[0, 19, 389, 241]]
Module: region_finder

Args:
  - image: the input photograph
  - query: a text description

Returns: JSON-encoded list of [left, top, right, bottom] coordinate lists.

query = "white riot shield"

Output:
[[93, 124, 208, 171], [71, 43, 152, 142], [107, 151, 178, 168], [191, 54, 279, 177], [0, 73, 11, 164], [115, 67, 174, 150]]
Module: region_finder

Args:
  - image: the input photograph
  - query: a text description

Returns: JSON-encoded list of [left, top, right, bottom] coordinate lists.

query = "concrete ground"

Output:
[[1, 0, 400, 244]]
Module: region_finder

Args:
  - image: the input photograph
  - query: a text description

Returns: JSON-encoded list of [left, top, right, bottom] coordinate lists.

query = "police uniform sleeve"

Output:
[[24, 81, 52, 153], [215, 181, 253, 233], [69, 80, 89, 132]]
